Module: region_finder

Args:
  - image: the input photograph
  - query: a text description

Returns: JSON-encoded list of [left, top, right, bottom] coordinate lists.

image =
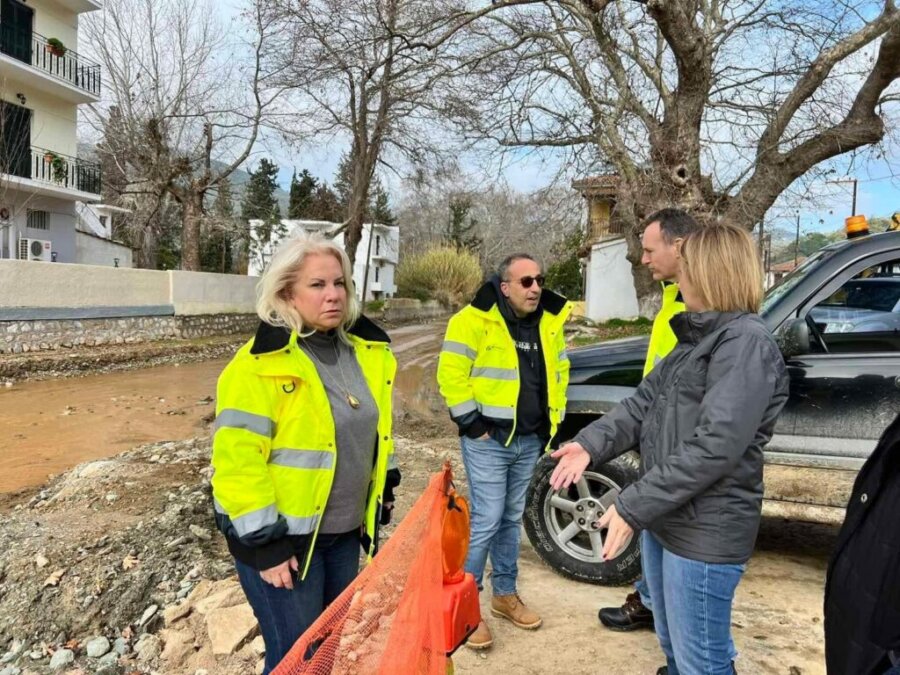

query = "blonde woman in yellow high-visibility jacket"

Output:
[[211, 233, 399, 674]]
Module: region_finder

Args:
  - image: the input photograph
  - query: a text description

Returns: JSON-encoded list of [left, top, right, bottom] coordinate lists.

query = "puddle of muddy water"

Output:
[[0, 358, 229, 493]]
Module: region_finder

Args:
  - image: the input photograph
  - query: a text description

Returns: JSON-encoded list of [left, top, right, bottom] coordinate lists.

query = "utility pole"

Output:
[[826, 177, 859, 216], [794, 212, 801, 267]]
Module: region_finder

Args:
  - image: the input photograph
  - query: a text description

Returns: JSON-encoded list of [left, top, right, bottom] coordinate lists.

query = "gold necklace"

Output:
[[301, 336, 361, 409]]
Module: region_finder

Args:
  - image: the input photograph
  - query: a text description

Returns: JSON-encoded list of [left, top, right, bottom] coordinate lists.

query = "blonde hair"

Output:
[[680, 224, 763, 313], [255, 231, 361, 342]]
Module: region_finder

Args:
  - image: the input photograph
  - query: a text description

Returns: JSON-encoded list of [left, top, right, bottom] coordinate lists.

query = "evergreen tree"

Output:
[[288, 169, 318, 219], [308, 182, 342, 222], [445, 194, 481, 253], [241, 158, 281, 244], [200, 177, 236, 273], [371, 178, 396, 226], [334, 153, 354, 219]]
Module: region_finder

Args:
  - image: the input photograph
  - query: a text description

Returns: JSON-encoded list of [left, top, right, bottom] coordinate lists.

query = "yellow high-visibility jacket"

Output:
[[643, 282, 685, 376], [211, 317, 396, 578], [437, 282, 573, 448]]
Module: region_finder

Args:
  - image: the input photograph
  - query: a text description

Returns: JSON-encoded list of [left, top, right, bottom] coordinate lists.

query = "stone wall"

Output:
[[0, 314, 257, 354], [382, 298, 450, 323]]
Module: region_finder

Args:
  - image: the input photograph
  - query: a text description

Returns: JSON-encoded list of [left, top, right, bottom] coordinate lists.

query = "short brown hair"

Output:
[[680, 224, 762, 313]]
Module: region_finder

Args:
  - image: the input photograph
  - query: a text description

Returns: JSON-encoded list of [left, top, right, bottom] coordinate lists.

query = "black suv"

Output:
[[524, 230, 900, 585]]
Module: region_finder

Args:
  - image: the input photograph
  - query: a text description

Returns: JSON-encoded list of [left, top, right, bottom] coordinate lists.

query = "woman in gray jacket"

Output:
[[551, 224, 789, 675]]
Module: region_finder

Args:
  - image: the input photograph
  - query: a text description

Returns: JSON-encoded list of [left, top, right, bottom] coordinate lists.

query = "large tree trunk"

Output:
[[181, 191, 203, 271]]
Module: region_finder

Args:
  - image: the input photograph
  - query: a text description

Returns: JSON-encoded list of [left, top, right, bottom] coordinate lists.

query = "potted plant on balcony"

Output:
[[46, 38, 67, 58], [43, 152, 67, 183]]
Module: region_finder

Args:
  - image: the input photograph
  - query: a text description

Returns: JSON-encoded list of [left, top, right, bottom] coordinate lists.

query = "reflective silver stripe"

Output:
[[558, 349, 569, 361], [478, 403, 515, 420], [388, 453, 398, 471], [231, 504, 278, 537], [268, 449, 334, 470], [215, 408, 275, 438], [471, 366, 517, 380], [560, 409, 567, 421], [442, 340, 476, 360], [450, 399, 478, 416], [284, 514, 320, 535], [213, 497, 227, 514], [654, 354, 662, 366]]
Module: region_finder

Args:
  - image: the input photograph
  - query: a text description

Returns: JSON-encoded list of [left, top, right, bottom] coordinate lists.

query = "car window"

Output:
[[807, 257, 900, 352]]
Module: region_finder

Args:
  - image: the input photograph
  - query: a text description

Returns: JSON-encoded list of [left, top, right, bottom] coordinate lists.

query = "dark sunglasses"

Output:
[[517, 275, 545, 289]]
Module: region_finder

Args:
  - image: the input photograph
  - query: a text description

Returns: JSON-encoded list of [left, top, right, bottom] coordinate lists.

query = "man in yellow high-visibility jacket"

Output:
[[438, 253, 572, 651], [598, 208, 700, 633]]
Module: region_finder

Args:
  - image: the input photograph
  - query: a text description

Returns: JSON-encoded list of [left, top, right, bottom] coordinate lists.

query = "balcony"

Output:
[[2, 146, 102, 200], [0, 23, 101, 103]]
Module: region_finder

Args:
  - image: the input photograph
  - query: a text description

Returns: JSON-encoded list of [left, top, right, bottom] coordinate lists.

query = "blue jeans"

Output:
[[635, 574, 652, 610], [460, 433, 542, 596], [641, 530, 745, 675], [235, 530, 361, 674]]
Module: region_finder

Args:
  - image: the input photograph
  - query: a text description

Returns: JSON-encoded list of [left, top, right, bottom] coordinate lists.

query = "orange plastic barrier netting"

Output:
[[272, 463, 458, 675]]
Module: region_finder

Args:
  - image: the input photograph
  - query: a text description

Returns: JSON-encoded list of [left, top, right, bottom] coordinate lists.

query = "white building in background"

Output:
[[572, 174, 641, 321], [75, 201, 135, 267], [247, 219, 400, 301], [0, 0, 104, 264]]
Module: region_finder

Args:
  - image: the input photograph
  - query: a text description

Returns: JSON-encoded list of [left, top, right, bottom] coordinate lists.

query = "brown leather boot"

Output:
[[465, 620, 493, 650], [490, 593, 542, 629]]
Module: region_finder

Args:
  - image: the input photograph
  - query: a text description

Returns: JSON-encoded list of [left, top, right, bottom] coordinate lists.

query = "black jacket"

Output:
[[825, 412, 900, 675], [573, 311, 789, 564]]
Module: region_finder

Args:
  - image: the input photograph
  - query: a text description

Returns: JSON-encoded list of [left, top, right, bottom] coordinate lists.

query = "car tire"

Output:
[[524, 451, 642, 585]]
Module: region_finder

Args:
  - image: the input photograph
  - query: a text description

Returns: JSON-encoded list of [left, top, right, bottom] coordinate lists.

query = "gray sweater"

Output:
[[299, 330, 378, 534]]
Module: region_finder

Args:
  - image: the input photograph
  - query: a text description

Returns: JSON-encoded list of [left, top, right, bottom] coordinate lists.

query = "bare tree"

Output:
[[265, 0, 475, 265], [447, 0, 900, 310], [83, 0, 284, 270]]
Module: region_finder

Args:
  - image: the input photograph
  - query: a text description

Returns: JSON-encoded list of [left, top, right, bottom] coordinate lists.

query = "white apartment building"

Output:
[[0, 0, 103, 264], [247, 219, 400, 301]]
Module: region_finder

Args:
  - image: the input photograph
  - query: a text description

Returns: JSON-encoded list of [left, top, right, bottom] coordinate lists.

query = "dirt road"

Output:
[[0, 321, 832, 673]]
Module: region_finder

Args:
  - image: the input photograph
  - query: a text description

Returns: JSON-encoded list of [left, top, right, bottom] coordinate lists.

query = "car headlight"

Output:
[[824, 321, 855, 333]]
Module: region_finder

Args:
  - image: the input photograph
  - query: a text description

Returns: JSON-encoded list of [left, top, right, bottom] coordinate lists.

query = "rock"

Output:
[[34, 554, 49, 569], [0, 666, 22, 675], [139, 604, 159, 626], [206, 604, 258, 655], [97, 652, 118, 669], [250, 636, 265, 656], [159, 629, 194, 664], [163, 601, 192, 626], [48, 649, 74, 671], [193, 583, 245, 615], [28, 651, 42, 661], [85, 637, 111, 658], [111, 638, 128, 657], [188, 525, 211, 541], [105, 493, 118, 504], [134, 635, 161, 663], [255, 658, 265, 675]]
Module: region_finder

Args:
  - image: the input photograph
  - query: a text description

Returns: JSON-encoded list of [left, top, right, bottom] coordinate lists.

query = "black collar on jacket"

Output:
[[669, 311, 750, 345], [470, 278, 568, 316], [249, 314, 391, 355]]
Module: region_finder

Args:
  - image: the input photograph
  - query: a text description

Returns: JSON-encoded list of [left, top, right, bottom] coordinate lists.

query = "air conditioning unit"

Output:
[[18, 238, 52, 262]]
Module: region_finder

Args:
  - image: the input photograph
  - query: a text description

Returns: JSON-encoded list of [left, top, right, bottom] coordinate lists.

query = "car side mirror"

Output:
[[777, 317, 811, 359]]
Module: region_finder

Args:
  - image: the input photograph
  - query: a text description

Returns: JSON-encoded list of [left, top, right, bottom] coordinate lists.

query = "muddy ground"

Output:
[[0, 321, 833, 674]]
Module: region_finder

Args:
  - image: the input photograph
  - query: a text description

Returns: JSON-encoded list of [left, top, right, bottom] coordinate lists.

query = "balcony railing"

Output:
[[3, 146, 102, 195], [0, 22, 101, 97]]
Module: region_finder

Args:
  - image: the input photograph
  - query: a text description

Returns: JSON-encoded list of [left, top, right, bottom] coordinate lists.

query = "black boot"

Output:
[[598, 592, 654, 631]]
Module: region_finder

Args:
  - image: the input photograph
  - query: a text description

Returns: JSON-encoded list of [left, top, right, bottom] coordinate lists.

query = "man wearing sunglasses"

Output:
[[438, 253, 573, 651]]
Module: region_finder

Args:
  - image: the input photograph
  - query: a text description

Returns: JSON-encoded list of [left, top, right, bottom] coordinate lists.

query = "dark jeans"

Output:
[[235, 530, 362, 674]]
